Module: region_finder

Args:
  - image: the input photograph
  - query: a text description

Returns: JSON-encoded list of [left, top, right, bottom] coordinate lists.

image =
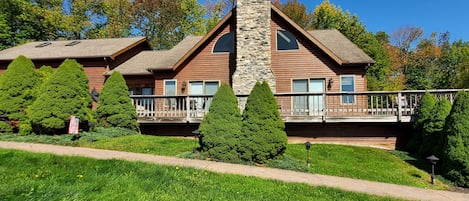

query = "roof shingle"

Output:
[[0, 37, 147, 61]]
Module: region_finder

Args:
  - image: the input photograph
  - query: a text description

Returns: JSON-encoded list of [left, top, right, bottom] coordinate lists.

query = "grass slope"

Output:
[[0, 149, 402, 201]]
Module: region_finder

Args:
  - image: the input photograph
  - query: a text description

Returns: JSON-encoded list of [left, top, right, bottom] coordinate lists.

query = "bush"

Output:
[[407, 92, 437, 153], [199, 83, 242, 162], [96, 71, 138, 130], [29, 59, 93, 134], [0, 55, 41, 122], [239, 82, 287, 163], [441, 91, 469, 187], [419, 98, 451, 157]]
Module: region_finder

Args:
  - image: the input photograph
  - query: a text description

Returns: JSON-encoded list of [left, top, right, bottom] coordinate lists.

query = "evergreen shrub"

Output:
[[406, 92, 437, 153], [441, 91, 469, 187], [96, 71, 138, 130], [198, 83, 242, 162], [0, 55, 41, 122], [29, 59, 93, 134], [419, 98, 451, 157], [239, 81, 287, 163]]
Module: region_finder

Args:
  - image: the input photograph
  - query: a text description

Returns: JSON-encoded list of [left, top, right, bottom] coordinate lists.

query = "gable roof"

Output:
[[308, 29, 375, 65], [161, 4, 374, 72], [110, 36, 203, 75], [0, 37, 148, 61]]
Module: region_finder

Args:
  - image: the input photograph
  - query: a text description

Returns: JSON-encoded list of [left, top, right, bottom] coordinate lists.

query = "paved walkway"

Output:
[[0, 141, 468, 201]]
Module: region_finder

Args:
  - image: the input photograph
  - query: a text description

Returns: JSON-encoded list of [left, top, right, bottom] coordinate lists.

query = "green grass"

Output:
[[0, 132, 449, 190], [273, 144, 448, 189], [0, 149, 403, 201]]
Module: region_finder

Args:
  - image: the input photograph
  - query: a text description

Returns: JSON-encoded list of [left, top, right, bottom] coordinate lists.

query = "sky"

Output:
[[294, 0, 469, 42]]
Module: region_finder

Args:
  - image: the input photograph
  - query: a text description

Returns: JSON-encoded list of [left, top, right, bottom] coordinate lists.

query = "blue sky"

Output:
[[297, 0, 469, 42]]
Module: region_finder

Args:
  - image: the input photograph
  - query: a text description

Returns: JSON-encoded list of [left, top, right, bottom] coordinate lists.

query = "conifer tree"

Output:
[[441, 91, 469, 187], [239, 81, 287, 163], [29, 59, 93, 134], [199, 83, 242, 162], [96, 71, 138, 130], [419, 98, 451, 157], [0, 55, 41, 123], [406, 92, 437, 153]]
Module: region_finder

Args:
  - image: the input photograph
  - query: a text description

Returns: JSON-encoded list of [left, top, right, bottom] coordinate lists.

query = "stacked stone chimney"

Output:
[[233, 0, 276, 95]]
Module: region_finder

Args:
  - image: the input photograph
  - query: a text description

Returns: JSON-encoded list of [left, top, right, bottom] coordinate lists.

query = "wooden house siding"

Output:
[[153, 21, 236, 95]]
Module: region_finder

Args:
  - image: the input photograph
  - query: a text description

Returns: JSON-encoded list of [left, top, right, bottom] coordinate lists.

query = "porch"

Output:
[[130, 89, 464, 124]]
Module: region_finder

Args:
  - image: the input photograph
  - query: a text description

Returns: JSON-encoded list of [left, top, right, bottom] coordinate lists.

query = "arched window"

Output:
[[277, 30, 299, 50], [213, 32, 234, 53]]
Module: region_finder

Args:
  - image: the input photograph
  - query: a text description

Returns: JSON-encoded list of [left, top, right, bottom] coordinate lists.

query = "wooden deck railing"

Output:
[[130, 89, 465, 123]]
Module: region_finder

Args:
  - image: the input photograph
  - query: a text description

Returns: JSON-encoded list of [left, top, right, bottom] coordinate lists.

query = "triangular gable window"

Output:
[[277, 30, 299, 50]]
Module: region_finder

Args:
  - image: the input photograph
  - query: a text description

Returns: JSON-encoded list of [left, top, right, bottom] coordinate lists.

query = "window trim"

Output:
[[340, 75, 356, 105], [163, 79, 177, 96], [188, 80, 221, 95], [276, 29, 300, 51]]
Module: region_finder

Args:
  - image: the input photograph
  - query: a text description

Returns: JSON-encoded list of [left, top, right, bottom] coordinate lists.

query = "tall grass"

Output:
[[0, 149, 402, 201]]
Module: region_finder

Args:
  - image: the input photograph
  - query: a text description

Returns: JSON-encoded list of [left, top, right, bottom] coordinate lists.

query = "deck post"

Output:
[[397, 92, 402, 122], [186, 95, 190, 121]]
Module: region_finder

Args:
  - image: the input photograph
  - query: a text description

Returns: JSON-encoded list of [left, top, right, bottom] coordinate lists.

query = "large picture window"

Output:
[[292, 79, 325, 115], [189, 81, 220, 111], [277, 30, 299, 50], [341, 75, 355, 104]]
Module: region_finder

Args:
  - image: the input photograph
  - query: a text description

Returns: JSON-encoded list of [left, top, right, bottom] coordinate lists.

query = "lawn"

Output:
[[0, 149, 403, 201], [0, 130, 449, 190]]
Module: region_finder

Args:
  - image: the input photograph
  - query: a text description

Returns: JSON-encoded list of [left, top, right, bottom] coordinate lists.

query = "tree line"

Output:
[[1, 0, 468, 90]]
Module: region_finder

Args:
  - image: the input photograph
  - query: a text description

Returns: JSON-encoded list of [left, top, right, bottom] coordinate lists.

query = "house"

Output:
[[0, 0, 423, 148], [0, 37, 150, 92]]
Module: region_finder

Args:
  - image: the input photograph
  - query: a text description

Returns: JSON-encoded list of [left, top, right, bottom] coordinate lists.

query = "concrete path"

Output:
[[1, 141, 468, 201]]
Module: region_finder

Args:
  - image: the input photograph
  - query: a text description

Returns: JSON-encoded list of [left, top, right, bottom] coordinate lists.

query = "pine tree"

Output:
[[419, 98, 451, 157], [199, 83, 242, 162], [96, 71, 138, 130], [0, 55, 41, 123], [441, 91, 469, 187], [406, 92, 437, 153], [29, 59, 93, 134], [239, 81, 287, 163]]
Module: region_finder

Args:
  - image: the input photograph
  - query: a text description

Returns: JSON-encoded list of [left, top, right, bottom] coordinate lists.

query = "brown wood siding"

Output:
[[271, 14, 367, 113], [154, 21, 235, 95]]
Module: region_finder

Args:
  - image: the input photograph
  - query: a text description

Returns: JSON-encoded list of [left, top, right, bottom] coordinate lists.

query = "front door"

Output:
[[309, 79, 325, 115]]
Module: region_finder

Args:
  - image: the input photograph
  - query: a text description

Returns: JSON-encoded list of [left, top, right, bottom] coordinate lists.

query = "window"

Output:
[[277, 30, 299, 50], [189, 81, 220, 111], [164, 80, 176, 96], [129, 86, 154, 95], [292, 79, 325, 115], [164, 80, 177, 107], [213, 32, 234, 53], [341, 76, 355, 104]]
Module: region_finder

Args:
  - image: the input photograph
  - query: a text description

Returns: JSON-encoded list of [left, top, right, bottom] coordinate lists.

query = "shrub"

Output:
[[0, 55, 41, 122], [29, 59, 93, 134], [406, 92, 437, 153], [239, 81, 287, 163], [96, 71, 138, 130], [441, 91, 469, 187], [199, 83, 242, 162], [418, 98, 451, 157]]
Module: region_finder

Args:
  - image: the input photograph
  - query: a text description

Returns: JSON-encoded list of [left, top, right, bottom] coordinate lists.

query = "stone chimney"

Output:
[[233, 0, 276, 95]]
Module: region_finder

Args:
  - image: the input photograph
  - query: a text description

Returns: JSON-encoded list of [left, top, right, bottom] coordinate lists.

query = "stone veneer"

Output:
[[233, 0, 276, 95]]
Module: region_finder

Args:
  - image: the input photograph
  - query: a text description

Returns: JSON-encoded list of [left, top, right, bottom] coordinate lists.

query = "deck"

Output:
[[130, 89, 464, 124]]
